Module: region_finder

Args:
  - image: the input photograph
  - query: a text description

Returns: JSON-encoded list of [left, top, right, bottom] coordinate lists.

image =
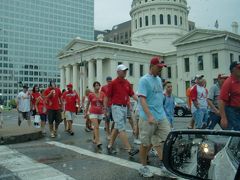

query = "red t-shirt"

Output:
[[36, 96, 47, 115], [88, 92, 105, 114], [44, 87, 62, 110], [220, 75, 240, 107], [62, 90, 80, 112], [107, 77, 134, 106], [32, 92, 40, 109], [101, 84, 112, 107]]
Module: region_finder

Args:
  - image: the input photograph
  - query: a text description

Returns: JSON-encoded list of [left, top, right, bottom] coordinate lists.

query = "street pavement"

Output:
[[0, 110, 191, 180]]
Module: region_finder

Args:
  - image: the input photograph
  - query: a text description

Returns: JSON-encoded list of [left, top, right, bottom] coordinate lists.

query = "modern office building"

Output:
[[0, 0, 94, 103]]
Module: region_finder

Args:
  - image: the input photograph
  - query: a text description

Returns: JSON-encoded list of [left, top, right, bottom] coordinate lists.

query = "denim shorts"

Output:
[[89, 113, 104, 120], [111, 105, 127, 132], [225, 106, 240, 131], [193, 108, 208, 129], [65, 111, 77, 121], [207, 111, 221, 129]]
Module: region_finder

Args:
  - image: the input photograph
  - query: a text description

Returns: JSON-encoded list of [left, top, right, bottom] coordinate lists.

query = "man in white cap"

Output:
[[104, 64, 139, 157]]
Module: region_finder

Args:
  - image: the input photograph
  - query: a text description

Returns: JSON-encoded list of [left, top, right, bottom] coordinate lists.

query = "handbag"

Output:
[[34, 115, 41, 128]]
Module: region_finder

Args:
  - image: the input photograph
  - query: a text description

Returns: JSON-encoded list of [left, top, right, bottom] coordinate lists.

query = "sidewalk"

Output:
[[0, 111, 43, 145]]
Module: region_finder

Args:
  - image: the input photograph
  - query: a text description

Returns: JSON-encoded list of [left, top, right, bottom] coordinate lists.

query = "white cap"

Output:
[[116, 64, 128, 71]]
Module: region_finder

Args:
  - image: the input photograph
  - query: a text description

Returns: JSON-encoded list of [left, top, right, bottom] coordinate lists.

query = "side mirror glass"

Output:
[[163, 130, 240, 180]]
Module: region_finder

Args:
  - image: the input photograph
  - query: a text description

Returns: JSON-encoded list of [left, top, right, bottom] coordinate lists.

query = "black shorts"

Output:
[[47, 109, 62, 125], [40, 114, 47, 122], [32, 109, 37, 116]]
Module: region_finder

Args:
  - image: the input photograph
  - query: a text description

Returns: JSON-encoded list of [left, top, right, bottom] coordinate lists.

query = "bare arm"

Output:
[[207, 99, 219, 115], [139, 96, 154, 124], [219, 100, 228, 129], [35, 97, 40, 114]]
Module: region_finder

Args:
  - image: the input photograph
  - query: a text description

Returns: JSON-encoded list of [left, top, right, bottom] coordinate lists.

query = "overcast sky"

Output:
[[94, 0, 240, 32]]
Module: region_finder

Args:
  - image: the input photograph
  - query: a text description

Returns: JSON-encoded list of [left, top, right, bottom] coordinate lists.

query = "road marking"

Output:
[[0, 146, 75, 180], [72, 123, 133, 133], [47, 141, 172, 178]]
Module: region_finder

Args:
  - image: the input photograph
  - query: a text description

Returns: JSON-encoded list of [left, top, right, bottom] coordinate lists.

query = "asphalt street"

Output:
[[0, 110, 192, 180]]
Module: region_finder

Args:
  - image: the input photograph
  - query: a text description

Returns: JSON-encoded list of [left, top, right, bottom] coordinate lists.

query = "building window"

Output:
[[160, 14, 164, 24], [174, 15, 178, 25], [135, 19, 137, 29], [185, 81, 190, 90], [129, 63, 133, 76], [239, 55, 240, 62], [167, 14, 171, 25], [152, 15, 156, 25], [180, 16, 183, 25], [140, 17, 142, 27], [118, 62, 122, 65], [184, 58, 190, 72], [140, 64, 144, 77], [145, 16, 149, 26], [212, 53, 219, 69], [167, 67, 172, 78], [198, 55, 204, 71], [125, 32, 128, 39], [230, 53, 234, 63]]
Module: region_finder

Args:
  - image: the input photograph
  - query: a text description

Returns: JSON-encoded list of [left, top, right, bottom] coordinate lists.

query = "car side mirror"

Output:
[[163, 130, 240, 180]]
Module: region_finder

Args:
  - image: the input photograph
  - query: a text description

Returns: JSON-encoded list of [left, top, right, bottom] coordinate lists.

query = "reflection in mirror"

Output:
[[170, 134, 239, 180]]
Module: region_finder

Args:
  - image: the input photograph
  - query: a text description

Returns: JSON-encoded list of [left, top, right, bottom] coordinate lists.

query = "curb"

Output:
[[0, 129, 43, 145]]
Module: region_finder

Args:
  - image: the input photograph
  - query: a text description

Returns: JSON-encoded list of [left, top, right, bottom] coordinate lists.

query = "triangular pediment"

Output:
[[58, 38, 96, 57], [173, 29, 228, 46]]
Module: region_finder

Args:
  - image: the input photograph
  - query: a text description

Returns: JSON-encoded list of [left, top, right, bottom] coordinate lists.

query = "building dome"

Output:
[[130, 0, 189, 52]]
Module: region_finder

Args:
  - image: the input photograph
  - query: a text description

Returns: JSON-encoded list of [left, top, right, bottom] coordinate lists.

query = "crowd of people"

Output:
[[15, 57, 240, 178]]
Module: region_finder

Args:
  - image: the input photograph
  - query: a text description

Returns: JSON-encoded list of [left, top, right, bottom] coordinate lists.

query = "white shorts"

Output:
[[65, 111, 77, 121], [89, 114, 104, 120]]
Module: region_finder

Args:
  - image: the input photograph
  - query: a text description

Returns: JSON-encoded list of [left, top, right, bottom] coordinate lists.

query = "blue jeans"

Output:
[[225, 106, 240, 131], [207, 111, 221, 129], [193, 108, 208, 129]]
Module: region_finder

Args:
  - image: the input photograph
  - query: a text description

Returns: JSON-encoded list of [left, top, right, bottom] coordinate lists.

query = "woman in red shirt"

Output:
[[85, 81, 105, 149], [35, 89, 47, 134]]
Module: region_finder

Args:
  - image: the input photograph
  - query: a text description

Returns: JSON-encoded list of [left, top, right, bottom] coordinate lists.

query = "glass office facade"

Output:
[[0, 0, 94, 103]]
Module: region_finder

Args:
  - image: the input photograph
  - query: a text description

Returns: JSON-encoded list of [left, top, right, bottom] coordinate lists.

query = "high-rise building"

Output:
[[0, 0, 94, 103]]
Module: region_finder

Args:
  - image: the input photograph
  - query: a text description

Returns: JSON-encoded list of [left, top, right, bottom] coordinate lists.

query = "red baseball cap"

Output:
[[150, 56, 167, 68], [67, 83, 73, 88]]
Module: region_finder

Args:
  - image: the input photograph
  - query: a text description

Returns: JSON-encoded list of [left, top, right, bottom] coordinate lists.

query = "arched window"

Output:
[[140, 17, 142, 27], [152, 15, 156, 25], [167, 14, 171, 25], [160, 14, 164, 24], [145, 16, 149, 26], [174, 15, 178, 25], [180, 16, 183, 25], [135, 19, 138, 29]]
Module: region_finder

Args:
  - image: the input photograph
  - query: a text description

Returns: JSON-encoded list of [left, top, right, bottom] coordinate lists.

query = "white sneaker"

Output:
[[134, 138, 141, 145], [139, 166, 154, 178]]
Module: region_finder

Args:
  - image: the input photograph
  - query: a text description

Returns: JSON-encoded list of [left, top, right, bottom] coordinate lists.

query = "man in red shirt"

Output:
[[220, 61, 240, 131], [44, 81, 62, 138], [104, 64, 139, 157], [62, 83, 80, 136]]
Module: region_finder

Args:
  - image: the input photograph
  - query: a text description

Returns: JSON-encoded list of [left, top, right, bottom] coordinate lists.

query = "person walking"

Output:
[[104, 64, 139, 157], [82, 89, 93, 132], [190, 75, 209, 129], [16, 85, 31, 126], [44, 81, 62, 138], [31, 85, 41, 117], [62, 83, 80, 136], [35, 89, 47, 134], [137, 56, 170, 178], [85, 81, 105, 149], [219, 61, 240, 131], [207, 74, 228, 129], [163, 81, 175, 129], [101, 76, 114, 140]]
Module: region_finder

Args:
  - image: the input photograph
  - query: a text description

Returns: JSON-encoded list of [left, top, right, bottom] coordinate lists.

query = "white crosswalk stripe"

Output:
[[0, 146, 75, 180]]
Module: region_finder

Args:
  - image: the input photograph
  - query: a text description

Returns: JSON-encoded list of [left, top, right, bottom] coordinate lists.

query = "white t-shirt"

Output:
[[17, 91, 31, 112]]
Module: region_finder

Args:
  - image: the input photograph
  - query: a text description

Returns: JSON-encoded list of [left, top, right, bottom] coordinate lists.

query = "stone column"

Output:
[[72, 64, 78, 92], [96, 58, 103, 84], [65, 65, 71, 85], [88, 60, 94, 88], [60, 66, 65, 90]]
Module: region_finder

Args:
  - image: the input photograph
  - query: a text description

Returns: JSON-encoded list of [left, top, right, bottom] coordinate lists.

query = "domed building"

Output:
[[130, 0, 189, 52], [58, 0, 240, 98]]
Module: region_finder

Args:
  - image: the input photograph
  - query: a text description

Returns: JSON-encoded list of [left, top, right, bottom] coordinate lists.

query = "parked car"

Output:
[[174, 97, 191, 117], [163, 130, 240, 180]]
